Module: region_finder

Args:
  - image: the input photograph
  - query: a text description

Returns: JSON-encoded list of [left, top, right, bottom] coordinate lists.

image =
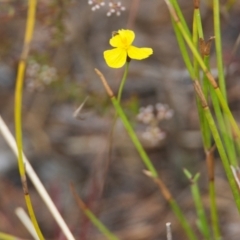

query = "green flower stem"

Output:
[[108, 62, 130, 169], [113, 94, 199, 239], [184, 170, 210, 240], [203, 106, 240, 213], [95, 68, 198, 240], [111, 96, 158, 177], [117, 62, 130, 102], [213, 0, 226, 99]]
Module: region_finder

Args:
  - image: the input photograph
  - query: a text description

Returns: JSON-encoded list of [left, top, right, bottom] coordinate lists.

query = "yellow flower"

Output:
[[103, 29, 153, 68]]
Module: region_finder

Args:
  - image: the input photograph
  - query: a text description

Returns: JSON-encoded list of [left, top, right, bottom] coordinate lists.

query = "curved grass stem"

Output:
[[14, 0, 44, 239]]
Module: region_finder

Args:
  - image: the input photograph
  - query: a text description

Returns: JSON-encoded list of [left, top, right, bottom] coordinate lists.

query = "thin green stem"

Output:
[[184, 170, 210, 240], [193, 8, 210, 150], [195, 9, 203, 39], [209, 84, 237, 167], [117, 62, 130, 102], [111, 96, 158, 177], [212, 1, 238, 167], [84, 209, 119, 240], [169, 199, 198, 240], [204, 107, 240, 213], [171, 19, 195, 78], [169, 0, 191, 38], [202, 55, 212, 149], [213, 0, 226, 99], [95, 68, 198, 240], [14, 0, 44, 239], [209, 181, 222, 240]]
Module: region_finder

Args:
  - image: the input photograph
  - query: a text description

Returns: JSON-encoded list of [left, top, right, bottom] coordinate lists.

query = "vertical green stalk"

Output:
[[213, 0, 238, 166], [209, 180, 222, 240], [202, 54, 212, 150], [165, 0, 240, 145], [108, 62, 130, 168], [203, 107, 240, 213], [193, 5, 210, 150], [209, 80, 237, 167], [196, 3, 221, 233], [169, 0, 191, 38], [14, 0, 44, 239], [169, 200, 198, 240], [203, 55, 222, 240], [117, 62, 130, 102], [183, 170, 210, 240], [164, 0, 240, 215], [111, 96, 158, 177], [213, 0, 226, 99], [112, 94, 199, 239]]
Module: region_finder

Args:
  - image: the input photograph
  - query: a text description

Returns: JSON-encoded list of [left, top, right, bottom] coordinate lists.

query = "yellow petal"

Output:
[[110, 29, 135, 48], [128, 46, 153, 60], [103, 48, 127, 68]]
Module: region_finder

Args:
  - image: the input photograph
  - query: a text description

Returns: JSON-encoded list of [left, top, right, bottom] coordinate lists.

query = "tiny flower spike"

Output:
[[104, 29, 153, 68]]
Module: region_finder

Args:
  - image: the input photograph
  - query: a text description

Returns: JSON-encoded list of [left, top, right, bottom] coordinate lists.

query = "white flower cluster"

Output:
[[107, 1, 126, 17], [142, 126, 166, 144], [26, 60, 57, 91], [137, 103, 174, 145], [88, 0, 105, 11], [88, 0, 125, 16]]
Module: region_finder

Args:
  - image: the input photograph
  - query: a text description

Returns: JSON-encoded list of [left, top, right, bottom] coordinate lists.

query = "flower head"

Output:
[[103, 29, 153, 68]]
